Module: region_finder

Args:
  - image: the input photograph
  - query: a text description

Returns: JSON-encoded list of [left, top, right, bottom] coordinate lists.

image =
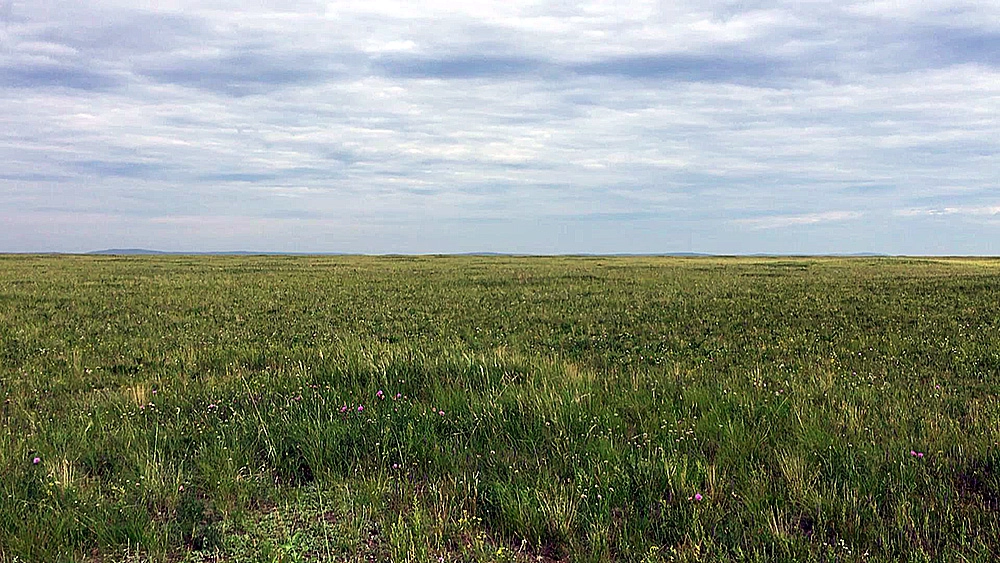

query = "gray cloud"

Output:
[[72, 159, 169, 179], [35, 11, 204, 55], [376, 55, 547, 79], [139, 49, 353, 96], [917, 27, 1000, 67], [0, 64, 121, 90], [570, 54, 784, 84], [375, 51, 797, 86]]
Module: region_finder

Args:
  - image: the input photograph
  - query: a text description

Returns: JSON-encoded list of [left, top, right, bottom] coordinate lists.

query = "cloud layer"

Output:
[[1, 0, 998, 253]]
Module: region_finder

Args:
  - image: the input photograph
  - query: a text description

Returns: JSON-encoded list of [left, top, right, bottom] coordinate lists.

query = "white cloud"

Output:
[[734, 211, 864, 230], [895, 206, 1000, 218]]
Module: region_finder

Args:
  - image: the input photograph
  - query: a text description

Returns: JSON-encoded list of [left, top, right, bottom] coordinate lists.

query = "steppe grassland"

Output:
[[1, 255, 999, 562]]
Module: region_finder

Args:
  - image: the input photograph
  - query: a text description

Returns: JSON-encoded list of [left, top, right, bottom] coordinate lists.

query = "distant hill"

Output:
[[86, 250, 889, 257], [744, 252, 889, 257], [88, 249, 346, 256], [89, 249, 169, 255], [457, 252, 716, 257]]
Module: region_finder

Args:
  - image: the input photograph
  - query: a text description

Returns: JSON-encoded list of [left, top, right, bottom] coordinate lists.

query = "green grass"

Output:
[[1, 255, 999, 562]]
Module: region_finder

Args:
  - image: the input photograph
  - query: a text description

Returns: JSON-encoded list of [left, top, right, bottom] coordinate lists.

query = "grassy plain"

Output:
[[1, 255, 999, 562]]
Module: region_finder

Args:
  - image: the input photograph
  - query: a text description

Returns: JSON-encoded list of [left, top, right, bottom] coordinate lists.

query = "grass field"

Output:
[[1, 255, 999, 562]]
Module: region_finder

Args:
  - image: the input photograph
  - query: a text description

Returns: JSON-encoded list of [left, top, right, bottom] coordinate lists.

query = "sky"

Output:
[[1, 0, 998, 254]]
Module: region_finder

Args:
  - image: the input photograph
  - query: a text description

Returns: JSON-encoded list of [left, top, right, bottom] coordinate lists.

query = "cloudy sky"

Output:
[[1, 0, 998, 254]]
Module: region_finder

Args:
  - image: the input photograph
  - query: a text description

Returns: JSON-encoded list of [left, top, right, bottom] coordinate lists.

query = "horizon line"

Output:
[[5, 249, 997, 258]]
